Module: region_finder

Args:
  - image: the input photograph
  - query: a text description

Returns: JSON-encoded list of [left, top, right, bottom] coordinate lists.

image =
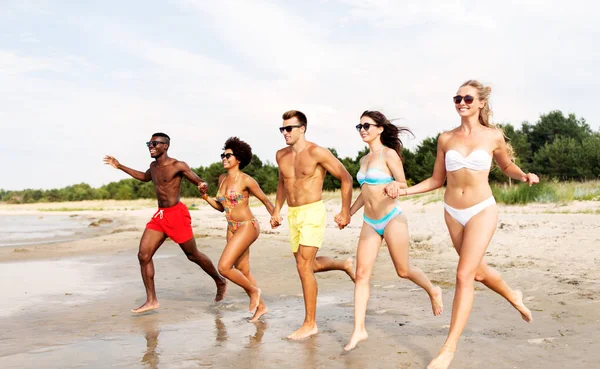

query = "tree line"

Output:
[[2, 110, 599, 204]]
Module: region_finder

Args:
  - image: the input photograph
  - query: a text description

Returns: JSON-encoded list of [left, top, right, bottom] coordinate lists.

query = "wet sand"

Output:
[[0, 195, 599, 369]]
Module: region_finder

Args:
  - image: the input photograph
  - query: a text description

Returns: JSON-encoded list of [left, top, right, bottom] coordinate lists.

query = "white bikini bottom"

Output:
[[443, 196, 496, 227]]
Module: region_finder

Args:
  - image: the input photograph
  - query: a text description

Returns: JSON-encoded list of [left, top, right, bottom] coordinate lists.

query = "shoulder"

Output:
[[308, 142, 330, 156], [382, 147, 401, 161], [275, 147, 291, 160], [172, 159, 190, 169], [437, 131, 453, 148]]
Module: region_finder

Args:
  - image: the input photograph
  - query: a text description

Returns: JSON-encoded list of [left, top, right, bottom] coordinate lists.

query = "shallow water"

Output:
[[0, 215, 97, 247]]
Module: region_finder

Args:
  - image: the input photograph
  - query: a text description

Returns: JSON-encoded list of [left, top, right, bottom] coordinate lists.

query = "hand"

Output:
[[521, 173, 539, 186], [334, 210, 351, 230], [197, 181, 208, 195], [270, 213, 283, 229], [103, 155, 120, 169], [383, 181, 402, 199]]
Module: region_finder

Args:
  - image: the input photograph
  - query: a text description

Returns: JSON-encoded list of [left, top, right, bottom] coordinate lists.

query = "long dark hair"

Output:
[[360, 110, 413, 158]]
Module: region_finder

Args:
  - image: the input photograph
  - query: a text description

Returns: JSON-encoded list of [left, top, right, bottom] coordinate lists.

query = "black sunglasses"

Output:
[[453, 95, 475, 104], [355, 123, 380, 132], [279, 125, 302, 133], [220, 153, 235, 159], [146, 141, 167, 148]]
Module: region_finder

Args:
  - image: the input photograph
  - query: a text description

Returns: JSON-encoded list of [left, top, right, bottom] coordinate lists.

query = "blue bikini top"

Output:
[[356, 149, 394, 186]]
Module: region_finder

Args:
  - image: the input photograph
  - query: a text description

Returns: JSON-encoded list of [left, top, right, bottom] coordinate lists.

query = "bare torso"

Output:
[[277, 143, 327, 207], [442, 128, 496, 209], [150, 159, 185, 208], [358, 153, 400, 219]]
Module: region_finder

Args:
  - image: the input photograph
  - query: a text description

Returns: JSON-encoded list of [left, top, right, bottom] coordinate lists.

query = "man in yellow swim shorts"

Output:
[[270, 110, 356, 340]]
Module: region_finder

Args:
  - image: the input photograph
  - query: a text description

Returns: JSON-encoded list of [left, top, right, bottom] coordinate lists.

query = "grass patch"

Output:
[[491, 180, 600, 204]]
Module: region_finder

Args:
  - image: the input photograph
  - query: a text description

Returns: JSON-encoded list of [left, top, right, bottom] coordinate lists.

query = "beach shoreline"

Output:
[[0, 197, 599, 368]]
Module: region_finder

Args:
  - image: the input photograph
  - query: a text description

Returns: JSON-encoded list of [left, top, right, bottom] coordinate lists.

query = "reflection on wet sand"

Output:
[[139, 317, 160, 369], [247, 321, 268, 347]]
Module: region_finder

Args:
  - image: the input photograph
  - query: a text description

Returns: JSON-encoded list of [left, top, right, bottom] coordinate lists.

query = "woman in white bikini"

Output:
[[200, 137, 274, 322], [385, 80, 538, 369], [344, 110, 443, 352]]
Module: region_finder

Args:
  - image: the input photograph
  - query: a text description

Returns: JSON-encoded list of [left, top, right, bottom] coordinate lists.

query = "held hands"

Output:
[[103, 155, 120, 169], [334, 210, 351, 230], [197, 181, 208, 199], [383, 181, 405, 199], [270, 212, 283, 229], [521, 173, 540, 186]]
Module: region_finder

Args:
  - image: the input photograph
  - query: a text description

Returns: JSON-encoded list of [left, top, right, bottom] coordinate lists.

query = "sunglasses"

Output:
[[220, 153, 235, 159], [279, 125, 302, 133], [453, 95, 475, 104], [355, 123, 380, 132], [146, 141, 167, 148]]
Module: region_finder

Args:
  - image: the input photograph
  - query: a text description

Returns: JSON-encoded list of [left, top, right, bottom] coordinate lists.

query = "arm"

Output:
[[270, 151, 287, 228], [200, 174, 224, 212], [493, 131, 539, 186], [381, 148, 408, 198], [177, 161, 208, 192], [244, 175, 275, 215], [103, 155, 151, 182], [350, 193, 364, 216], [393, 134, 448, 198], [315, 147, 353, 229]]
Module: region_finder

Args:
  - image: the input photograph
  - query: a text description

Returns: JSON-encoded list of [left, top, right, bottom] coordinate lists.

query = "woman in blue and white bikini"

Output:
[[385, 80, 538, 369], [344, 110, 443, 352]]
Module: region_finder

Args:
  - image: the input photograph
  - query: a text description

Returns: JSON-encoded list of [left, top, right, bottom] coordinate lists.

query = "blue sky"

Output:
[[2, 0, 598, 190]]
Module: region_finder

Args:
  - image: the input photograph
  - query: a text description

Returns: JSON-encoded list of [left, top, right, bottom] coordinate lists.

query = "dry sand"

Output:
[[0, 193, 599, 369]]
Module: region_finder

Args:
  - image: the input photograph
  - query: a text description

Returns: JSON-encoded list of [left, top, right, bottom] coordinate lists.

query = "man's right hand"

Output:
[[103, 155, 120, 169], [270, 213, 283, 228]]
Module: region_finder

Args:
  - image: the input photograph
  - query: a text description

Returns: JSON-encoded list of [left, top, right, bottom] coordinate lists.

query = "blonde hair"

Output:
[[460, 79, 515, 161]]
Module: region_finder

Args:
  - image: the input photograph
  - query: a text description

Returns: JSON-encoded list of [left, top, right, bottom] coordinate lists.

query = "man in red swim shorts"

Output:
[[104, 133, 227, 313]]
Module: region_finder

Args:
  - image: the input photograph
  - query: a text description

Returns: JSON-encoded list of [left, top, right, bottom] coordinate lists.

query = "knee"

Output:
[[237, 265, 250, 277], [217, 263, 231, 276], [296, 260, 313, 275], [456, 268, 476, 286], [474, 272, 486, 282], [395, 266, 411, 279], [355, 266, 371, 282], [137, 251, 152, 264]]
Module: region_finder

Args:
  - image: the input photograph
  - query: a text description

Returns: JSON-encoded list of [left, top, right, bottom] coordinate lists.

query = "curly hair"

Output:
[[223, 136, 253, 170], [360, 111, 413, 158]]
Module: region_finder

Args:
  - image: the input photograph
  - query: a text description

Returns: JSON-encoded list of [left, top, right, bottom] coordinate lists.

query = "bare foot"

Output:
[[430, 286, 444, 316], [427, 345, 455, 369], [344, 258, 356, 283], [249, 288, 261, 313], [131, 300, 159, 313], [286, 324, 319, 340], [248, 301, 268, 322], [344, 329, 368, 351], [215, 278, 227, 302], [511, 290, 533, 323]]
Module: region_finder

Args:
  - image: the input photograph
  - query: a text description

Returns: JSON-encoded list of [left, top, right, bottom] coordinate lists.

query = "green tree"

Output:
[[522, 111, 592, 154]]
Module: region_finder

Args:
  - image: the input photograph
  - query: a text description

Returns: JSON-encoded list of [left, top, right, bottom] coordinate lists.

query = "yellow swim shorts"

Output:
[[287, 200, 326, 253]]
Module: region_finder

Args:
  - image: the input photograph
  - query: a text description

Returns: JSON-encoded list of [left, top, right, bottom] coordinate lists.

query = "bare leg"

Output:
[[218, 223, 261, 313], [345, 224, 381, 351], [132, 228, 166, 313], [287, 245, 320, 340], [235, 247, 268, 322], [179, 237, 227, 302], [384, 215, 443, 316], [313, 256, 356, 282], [428, 206, 498, 369]]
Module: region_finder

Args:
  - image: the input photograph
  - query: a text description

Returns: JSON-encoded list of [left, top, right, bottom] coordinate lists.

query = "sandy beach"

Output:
[[0, 193, 599, 369]]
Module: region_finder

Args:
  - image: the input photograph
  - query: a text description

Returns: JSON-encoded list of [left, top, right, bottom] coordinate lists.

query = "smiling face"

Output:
[[357, 116, 384, 144], [221, 149, 239, 170], [148, 136, 169, 158], [455, 85, 485, 119], [281, 117, 305, 146]]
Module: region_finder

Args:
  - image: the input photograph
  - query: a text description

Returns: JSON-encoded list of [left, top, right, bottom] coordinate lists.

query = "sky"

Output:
[[1, 0, 599, 191]]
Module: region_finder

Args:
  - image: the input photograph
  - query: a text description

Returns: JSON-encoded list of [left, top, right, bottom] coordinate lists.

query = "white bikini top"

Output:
[[445, 149, 492, 172]]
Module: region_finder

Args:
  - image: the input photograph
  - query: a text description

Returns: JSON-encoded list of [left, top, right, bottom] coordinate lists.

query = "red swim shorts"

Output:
[[145, 202, 193, 244]]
